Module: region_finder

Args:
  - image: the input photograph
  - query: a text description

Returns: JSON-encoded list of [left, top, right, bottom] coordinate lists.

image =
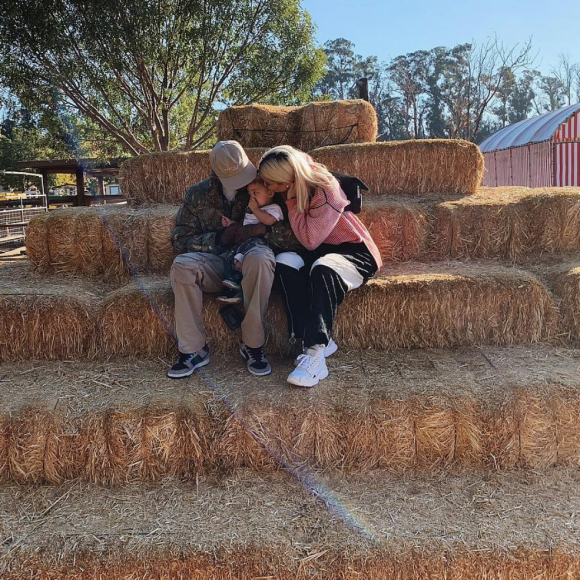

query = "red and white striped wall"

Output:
[[482, 142, 552, 187], [554, 142, 580, 186], [554, 110, 580, 142]]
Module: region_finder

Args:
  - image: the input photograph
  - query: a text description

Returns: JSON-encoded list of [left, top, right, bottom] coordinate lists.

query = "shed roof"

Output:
[[479, 103, 580, 153]]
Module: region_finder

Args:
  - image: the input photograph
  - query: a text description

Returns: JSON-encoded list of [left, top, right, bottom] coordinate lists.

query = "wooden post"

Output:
[[39, 169, 49, 196], [356, 78, 369, 102], [97, 176, 105, 197], [75, 165, 85, 207]]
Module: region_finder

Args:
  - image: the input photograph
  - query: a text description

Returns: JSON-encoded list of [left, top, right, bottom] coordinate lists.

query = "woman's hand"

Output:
[[221, 215, 234, 227]]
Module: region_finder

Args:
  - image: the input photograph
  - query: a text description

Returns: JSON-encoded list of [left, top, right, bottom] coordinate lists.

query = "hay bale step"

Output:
[[3, 468, 580, 577], [26, 188, 580, 276], [2, 346, 580, 482], [540, 260, 580, 341], [217, 99, 378, 150], [119, 139, 482, 205], [119, 147, 268, 205], [0, 261, 560, 363]]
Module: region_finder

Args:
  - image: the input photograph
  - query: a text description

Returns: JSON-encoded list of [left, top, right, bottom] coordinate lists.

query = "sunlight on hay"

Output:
[[433, 188, 580, 261], [312, 139, 483, 196], [6, 548, 580, 580], [332, 265, 558, 351]]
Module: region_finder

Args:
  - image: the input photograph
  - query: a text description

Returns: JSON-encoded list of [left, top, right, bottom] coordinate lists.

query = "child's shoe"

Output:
[[217, 288, 243, 304], [222, 278, 241, 290]]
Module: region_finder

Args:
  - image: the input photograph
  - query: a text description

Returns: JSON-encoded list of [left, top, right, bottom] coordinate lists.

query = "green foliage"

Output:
[[0, 0, 325, 154]]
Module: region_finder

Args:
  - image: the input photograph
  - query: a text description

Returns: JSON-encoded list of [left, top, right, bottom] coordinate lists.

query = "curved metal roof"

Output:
[[479, 103, 580, 152]]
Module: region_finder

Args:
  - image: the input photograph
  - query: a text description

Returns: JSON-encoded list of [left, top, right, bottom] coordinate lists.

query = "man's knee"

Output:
[[242, 246, 275, 276], [170, 253, 204, 284]]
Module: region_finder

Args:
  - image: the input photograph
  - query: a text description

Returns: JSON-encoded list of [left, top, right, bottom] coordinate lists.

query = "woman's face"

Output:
[[260, 177, 292, 194]]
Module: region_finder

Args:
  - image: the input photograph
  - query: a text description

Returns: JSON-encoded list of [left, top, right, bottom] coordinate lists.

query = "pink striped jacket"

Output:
[[285, 177, 382, 270]]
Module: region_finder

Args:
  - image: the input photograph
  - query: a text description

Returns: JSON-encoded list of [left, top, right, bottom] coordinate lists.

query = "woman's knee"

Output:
[[276, 252, 305, 271]]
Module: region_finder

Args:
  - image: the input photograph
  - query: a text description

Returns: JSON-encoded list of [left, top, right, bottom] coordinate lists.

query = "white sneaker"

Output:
[[287, 348, 329, 387], [293, 338, 337, 366]]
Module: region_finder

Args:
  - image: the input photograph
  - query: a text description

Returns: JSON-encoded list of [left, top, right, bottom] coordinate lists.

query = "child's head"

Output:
[[248, 175, 275, 207]]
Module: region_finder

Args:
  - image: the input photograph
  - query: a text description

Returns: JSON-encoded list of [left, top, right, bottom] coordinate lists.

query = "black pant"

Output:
[[275, 242, 378, 348]]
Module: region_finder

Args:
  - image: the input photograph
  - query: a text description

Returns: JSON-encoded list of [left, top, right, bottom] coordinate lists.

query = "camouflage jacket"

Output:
[[171, 175, 301, 255]]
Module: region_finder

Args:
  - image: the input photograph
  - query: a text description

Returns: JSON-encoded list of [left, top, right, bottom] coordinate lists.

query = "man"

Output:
[[167, 140, 297, 379]]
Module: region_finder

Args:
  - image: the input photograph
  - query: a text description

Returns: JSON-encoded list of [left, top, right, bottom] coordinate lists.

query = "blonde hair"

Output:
[[258, 145, 334, 213]]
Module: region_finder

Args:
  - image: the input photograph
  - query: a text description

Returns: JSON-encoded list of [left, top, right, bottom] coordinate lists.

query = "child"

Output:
[[217, 176, 283, 303]]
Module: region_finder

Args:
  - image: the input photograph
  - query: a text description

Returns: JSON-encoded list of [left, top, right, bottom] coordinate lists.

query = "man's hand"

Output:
[[217, 222, 242, 248], [234, 223, 267, 244], [222, 215, 235, 227]]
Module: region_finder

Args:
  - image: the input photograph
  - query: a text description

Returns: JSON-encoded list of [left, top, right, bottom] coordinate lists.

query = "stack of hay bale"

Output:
[[2, 99, 580, 579]]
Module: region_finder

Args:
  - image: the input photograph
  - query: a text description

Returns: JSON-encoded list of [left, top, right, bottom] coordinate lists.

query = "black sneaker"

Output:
[[167, 345, 210, 379], [239, 343, 272, 376]]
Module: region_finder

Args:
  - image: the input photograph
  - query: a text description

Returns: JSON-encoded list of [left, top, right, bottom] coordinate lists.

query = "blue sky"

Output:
[[301, 0, 580, 74]]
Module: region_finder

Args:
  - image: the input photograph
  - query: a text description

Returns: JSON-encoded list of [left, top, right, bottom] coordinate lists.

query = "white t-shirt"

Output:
[[243, 203, 283, 226], [222, 185, 237, 201]]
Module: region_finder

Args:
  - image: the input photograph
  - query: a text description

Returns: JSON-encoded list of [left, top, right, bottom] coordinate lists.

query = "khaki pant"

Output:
[[170, 244, 275, 353]]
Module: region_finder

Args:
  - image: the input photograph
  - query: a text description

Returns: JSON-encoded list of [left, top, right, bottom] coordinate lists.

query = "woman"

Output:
[[258, 145, 382, 387]]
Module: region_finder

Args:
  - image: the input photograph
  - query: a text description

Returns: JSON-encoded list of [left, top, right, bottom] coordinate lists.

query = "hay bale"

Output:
[[8, 409, 54, 483], [218, 104, 297, 149], [312, 139, 484, 196], [360, 197, 430, 262], [218, 100, 377, 150], [343, 399, 415, 472], [295, 100, 378, 150], [75, 208, 106, 276], [482, 396, 520, 470], [414, 399, 457, 469], [100, 278, 177, 358], [148, 206, 177, 273], [98, 263, 558, 361], [0, 265, 100, 362], [46, 209, 78, 273], [42, 415, 85, 483], [546, 262, 580, 341], [554, 393, 580, 466], [332, 263, 558, 350], [432, 187, 580, 262], [106, 410, 143, 484], [516, 391, 558, 469], [25, 212, 51, 272], [101, 207, 149, 278], [119, 148, 267, 205]]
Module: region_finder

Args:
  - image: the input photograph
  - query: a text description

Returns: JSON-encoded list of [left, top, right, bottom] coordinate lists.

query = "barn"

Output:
[[480, 102, 580, 187]]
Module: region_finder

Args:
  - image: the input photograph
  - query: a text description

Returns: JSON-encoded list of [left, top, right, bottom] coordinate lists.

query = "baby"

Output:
[[217, 176, 283, 304]]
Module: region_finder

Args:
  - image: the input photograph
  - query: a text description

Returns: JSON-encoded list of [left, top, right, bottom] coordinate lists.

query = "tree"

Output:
[[552, 53, 579, 106], [0, 0, 325, 154], [315, 38, 378, 100], [537, 75, 566, 112], [388, 51, 430, 138]]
